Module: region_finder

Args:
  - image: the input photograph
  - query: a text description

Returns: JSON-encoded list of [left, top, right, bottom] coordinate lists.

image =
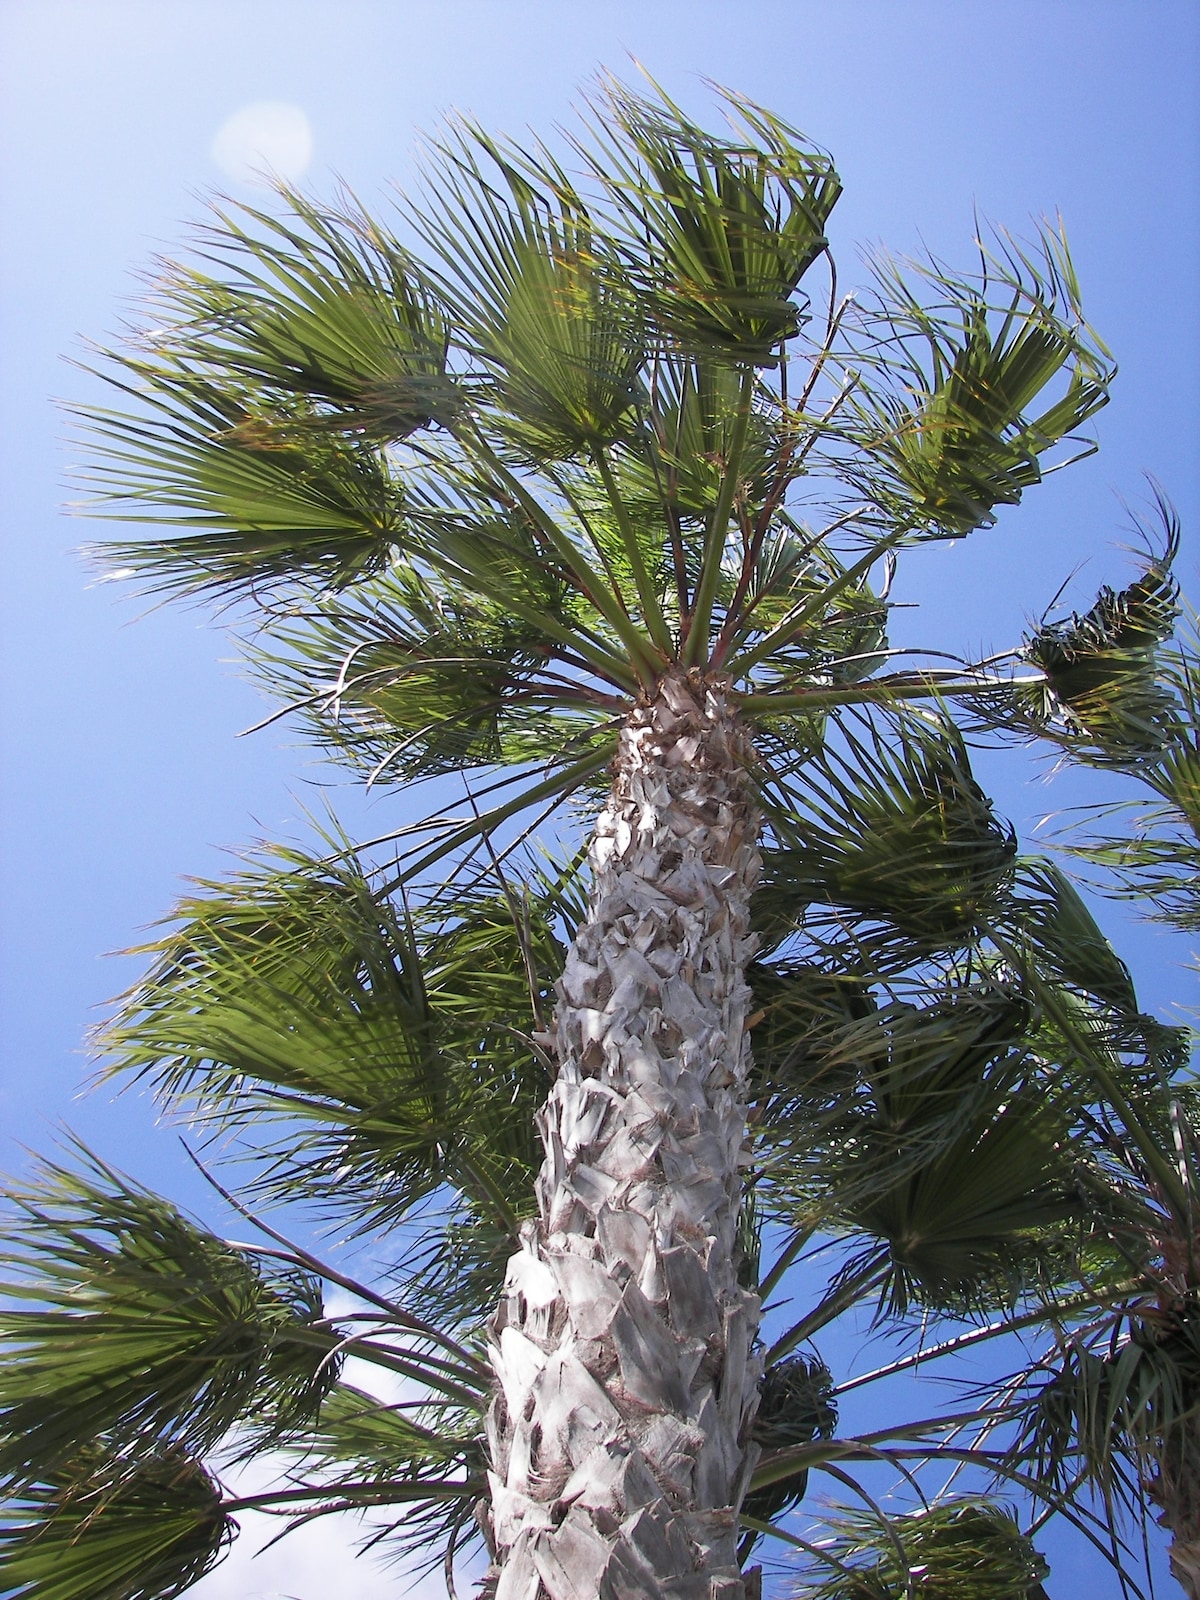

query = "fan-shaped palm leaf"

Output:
[[0, 1448, 231, 1600], [415, 121, 645, 463], [799, 1500, 1050, 1599], [75, 368, 407, 596], [0, 1153, 335, 1489], [847, 224, 1111, 538], [580, 75, 841, 361], [151, 187, 460, 442], [98, 846, 556, 1234], [247, 562, 619, 785], [275, 1382, 485, 1566], [759, 710, 1017, 960]]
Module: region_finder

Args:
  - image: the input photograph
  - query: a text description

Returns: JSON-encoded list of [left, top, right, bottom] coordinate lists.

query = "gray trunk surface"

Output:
[[481, 671, 763, 1600]]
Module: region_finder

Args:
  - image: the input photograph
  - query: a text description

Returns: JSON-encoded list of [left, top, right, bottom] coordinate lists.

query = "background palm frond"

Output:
[[799, 1500, 1050, 1599], [0, 1151, 335, 1489], [0, 1447, 231, 1600], [843, 222, 1111, 539], [1021, 501, 1181, 761]]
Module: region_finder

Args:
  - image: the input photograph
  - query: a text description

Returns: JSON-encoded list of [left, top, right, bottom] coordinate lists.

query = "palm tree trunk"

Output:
[[1156, 1423, 1200, 1600], [482, 668, 764, 1600], [1168, 1540, 1200, 1600]]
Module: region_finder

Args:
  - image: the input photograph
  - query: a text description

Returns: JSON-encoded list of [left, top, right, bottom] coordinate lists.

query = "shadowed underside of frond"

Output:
[[483, 671, 763, 1599]]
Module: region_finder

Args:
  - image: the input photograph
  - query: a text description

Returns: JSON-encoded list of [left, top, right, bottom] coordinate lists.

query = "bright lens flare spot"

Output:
[[211, 102, 313, 185]]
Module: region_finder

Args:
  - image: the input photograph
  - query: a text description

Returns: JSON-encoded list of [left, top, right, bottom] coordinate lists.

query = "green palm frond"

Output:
[[415, 122, 645, 462], [580, 75, 841, 360], [149, 187, 460, 442], [759, 711, 1016, 959], [1034, 609, 1200, 930], [1151, 614, 1200, 828], [98, 844, 554, 1231], [293, 1383, 480, 1480], [247, 562, 618, 785], [75, 369, 406, 597], [1021, 503, 1181, 760], [800, 1500, 1050, 1599], [1010, 1308, 1200, 1518], [747, 963, 875, 1112], [0, 1447, 231, 1600], [0, 1152, 334, 1489], [1059, 804, 1200, 930], [613, 353, 780, 522], [1004, 858, 1138, 1013], [847, 222, 1111, 538], [278, 1382, 485, 1563], [842, 1078, 1079, 1316], [756, 984, 1079, 1314], [724, 522, 892, 690]]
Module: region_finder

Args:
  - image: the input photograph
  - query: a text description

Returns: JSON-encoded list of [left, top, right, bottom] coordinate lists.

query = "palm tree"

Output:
[[982, 541, 1200, 1598], [6, 71, 1185, 1600]]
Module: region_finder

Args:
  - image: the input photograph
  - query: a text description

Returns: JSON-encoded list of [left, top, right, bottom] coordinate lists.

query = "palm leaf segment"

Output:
[[0, 1448, 230, 1600], [846, 228, 1110, 539], [798, 1501, 1050, 1599]]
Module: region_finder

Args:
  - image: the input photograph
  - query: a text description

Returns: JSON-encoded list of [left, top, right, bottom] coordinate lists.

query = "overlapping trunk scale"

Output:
[[482, 670, 764, 1599]]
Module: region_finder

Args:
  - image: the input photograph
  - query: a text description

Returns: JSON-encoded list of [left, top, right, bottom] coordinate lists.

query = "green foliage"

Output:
[[579, 76, 841, 360], [99, 845, 554, 1234], [802, 1501, 1050, 1599], [416, 122, 645, 461], [0, 1154, 335, 1490], [760, 713, 1017, 959], [153, 188, 460, 442], [76, 369, 408, 597], [848, 226, 1111, 537], [277, 1384, 485, 1563], [1023, 504, 1181, 760], [1012, 1307, 1200, 1521], [0, 1449, 231, 1600], [1005, 857, 1138, 1012], [248, 563, 616, 785]]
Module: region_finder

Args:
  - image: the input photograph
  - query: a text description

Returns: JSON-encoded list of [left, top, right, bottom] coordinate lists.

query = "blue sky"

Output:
[[1, 2, 1197, 1595]]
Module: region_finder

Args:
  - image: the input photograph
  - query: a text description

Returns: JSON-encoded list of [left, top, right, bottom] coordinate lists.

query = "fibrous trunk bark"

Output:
[[1168, 1536, 1200, 1600], [481, 670, 763, 1600], [1156, 1423, 1200, 1599]]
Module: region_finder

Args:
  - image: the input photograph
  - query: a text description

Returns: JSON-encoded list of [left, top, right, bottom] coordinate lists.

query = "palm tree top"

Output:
[[74, 76, 1109, 755]]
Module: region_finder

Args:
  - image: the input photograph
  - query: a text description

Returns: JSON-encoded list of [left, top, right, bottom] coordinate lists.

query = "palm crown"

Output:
[[80, 77, 1109, 823]]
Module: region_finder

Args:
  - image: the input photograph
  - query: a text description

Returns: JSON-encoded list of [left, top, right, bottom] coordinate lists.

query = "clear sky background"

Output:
[[1, 2, 1197, 1596]]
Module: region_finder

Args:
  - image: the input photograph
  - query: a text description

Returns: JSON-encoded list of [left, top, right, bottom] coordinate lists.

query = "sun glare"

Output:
[[210, 101, 314, 185]]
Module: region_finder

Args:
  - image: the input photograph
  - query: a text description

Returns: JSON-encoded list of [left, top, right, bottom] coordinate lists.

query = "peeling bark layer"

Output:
[[482, 671, 763, 1600]]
